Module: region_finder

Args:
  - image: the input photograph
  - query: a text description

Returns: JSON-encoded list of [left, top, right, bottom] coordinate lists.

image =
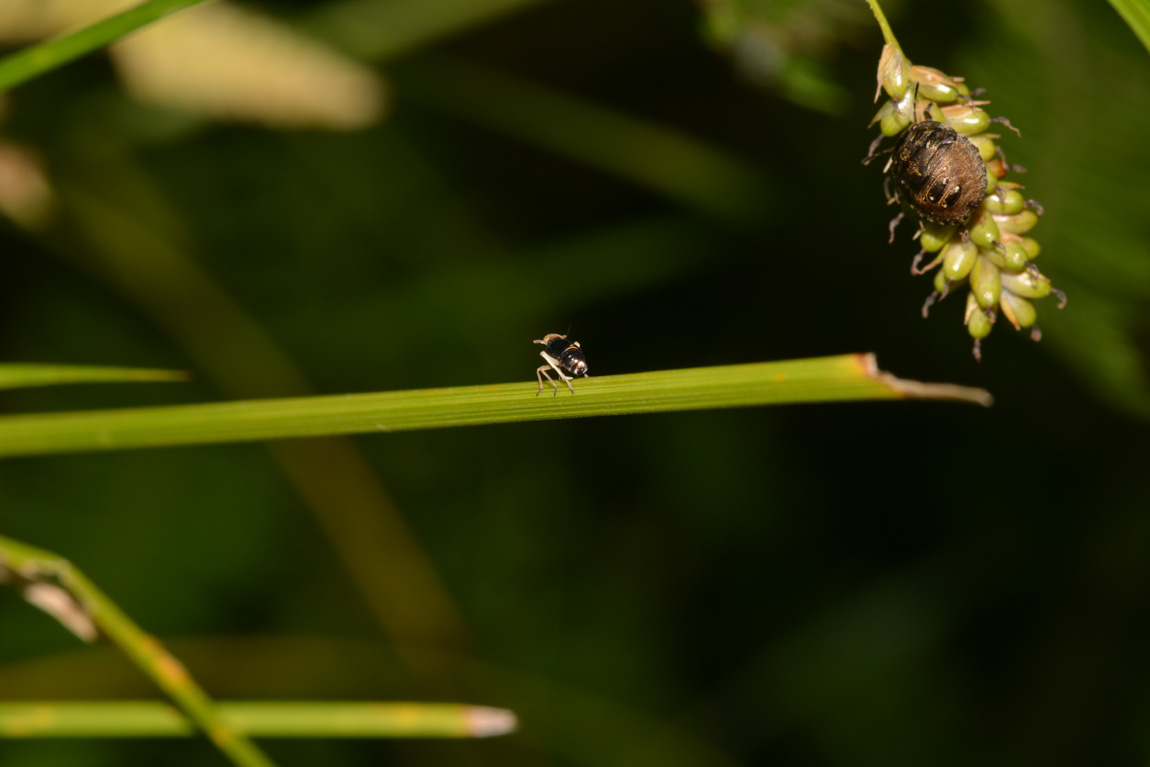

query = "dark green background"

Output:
[[3, 0, 1150, 764]]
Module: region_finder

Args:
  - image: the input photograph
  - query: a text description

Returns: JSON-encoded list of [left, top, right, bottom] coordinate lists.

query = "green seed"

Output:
[[993, 209, 1039, 235], [968, 209, 1001, 248], [880, 102, 913, 137], [942, 240, 978, 281], [981, 244, 1007, 269], [982, 189, 1026, 215], [920, 223, 957, 252], [964, 293, 993, 339], [968, 135, 997, 162], [933, 267, 950, 295], [910, 66, 962, 102], [922, 101, 946, 122], [942, 105, 991, 135], [1001, 269, 1052, 299], [1019, 236, 1041, 258], [999, 291, 1037, 329], [998, 241, 1030, 271], [971, 255, 1002, 309], [878, 44, 911, 101]]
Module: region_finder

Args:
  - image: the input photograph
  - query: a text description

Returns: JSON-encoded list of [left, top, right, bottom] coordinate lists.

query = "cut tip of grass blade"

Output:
[[861, 353, 994, 407], [465, 706, 518, 737]]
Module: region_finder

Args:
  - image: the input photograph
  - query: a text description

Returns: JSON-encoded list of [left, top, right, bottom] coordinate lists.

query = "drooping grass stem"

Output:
[[865, 0, 904, 54]]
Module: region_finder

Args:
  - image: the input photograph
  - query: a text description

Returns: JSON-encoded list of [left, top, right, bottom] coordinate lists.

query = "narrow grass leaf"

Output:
[[0, 354, 991, 458], [0, 0, 215, 94]]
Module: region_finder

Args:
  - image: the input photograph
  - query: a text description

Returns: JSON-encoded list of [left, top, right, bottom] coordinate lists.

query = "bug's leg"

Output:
[[887, 211, 904, 244], [991, 116, 1022, 137], [911, 249, 930, 275], [921, 290, 940, 318], [862, 133, 886, 165], [883, 175, 898, 205], [538, 352, 571, 396], [547, 360, 574, 396], [536, 364, 557, 396]]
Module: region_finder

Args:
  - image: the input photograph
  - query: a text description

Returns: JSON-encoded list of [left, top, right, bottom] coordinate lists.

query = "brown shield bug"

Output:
[[888, 119, 987, 226]]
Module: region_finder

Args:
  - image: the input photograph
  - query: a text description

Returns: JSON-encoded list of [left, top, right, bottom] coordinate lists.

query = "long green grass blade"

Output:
[[0, 702, 516, 739], [0, 0, 215, 94], [0, 354, 990, 458], [0, 364, 188, 390], [1109, 0, 1150, 55]]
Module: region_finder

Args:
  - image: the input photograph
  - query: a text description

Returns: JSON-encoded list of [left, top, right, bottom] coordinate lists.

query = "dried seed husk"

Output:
[[985, 156, 1007, 179]]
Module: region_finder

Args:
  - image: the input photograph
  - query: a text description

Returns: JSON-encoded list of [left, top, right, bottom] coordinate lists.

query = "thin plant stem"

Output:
[[865, 0, 903, 53], [0, 0, 216, 94], [0, 536, 275, 767], [0, 354, 992, 458], [0, 702, 517, 739]]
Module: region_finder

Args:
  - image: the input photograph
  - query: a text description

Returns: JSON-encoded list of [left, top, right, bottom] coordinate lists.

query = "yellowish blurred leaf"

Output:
[[0, 140, 53, 228], [0, 0, 386, 130]]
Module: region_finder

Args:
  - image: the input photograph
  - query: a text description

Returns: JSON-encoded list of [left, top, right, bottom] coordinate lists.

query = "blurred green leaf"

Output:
[[396, 57, 774, 221], [303, 0, 553, 61], [0, 364, 187, 391], [0, 534, 274, 767], [1108, 0, 1150, 53]]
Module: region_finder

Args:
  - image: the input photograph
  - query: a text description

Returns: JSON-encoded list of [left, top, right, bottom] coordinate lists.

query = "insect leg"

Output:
[[537, 366, 554, 395], [537, 353, 573, 396]]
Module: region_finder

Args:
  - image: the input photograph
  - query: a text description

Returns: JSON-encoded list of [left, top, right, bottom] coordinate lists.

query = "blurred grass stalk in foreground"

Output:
[[0, 702, 516, 739], [0, 535, 515, 752], [0, 534, 276, 767]]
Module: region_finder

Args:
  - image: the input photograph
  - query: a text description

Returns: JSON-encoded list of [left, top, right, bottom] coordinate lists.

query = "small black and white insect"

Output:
[[533, 333, 589, 395]]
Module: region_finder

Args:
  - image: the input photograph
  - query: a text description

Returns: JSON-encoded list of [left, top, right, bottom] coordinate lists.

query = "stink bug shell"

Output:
[[889, 120, 987, 226]]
